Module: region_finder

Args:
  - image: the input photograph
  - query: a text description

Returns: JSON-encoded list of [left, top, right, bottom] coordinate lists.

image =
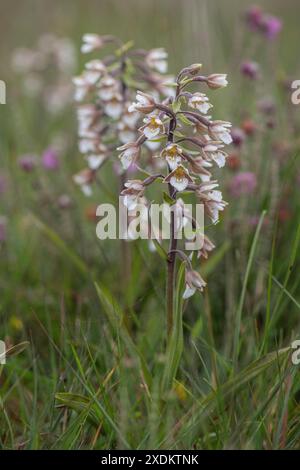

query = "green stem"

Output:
[[166, 108, 178, 337], [166, 200, 177, 336]]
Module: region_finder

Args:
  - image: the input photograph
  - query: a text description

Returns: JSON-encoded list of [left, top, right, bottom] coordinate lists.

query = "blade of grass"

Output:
[[270, 219, 300, 327], [160, 346, 290, 448], [260, 225, 277, 355]]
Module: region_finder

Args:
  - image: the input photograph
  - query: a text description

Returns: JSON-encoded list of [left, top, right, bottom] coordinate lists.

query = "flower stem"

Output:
[[166, 193, 177, 336], [119, 172, 132, 293], [119, 56, 132, 315]]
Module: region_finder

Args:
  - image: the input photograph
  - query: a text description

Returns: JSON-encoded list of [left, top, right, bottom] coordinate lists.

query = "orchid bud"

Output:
[[179, 63, 203, 79], [206, 74, 228, 89], [128, 91, 156, 114], [183, 269, 206, 299], [81, 34, 105, 54]]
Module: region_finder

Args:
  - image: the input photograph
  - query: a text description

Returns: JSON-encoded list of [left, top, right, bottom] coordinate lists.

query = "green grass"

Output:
[[0, 203, 299, 449]]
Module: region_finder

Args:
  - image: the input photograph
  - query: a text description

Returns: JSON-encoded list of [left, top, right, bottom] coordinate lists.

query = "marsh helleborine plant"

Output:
[[118, 64, 231, 334], [72, 34, 174, 291]]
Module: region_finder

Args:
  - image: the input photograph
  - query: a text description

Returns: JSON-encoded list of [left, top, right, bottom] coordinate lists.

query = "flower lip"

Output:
[[121, 179, 145, 210], [160, 144, 183, 170], [209, 120, 232, 144], [188, 92, 213, 114], [201, 141, 228, 168], [139, 115, 165, 139], [183, 269, 207, 299], [196, 182, 227, 224]]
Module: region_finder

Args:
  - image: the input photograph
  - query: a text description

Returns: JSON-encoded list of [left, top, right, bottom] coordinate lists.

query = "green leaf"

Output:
[[151, 238, 168, 260], [172, 99, 182, 113], [233, 210, 266, 369], [115, 40, 134, 56], [55, 393, 100, 427], [56, 384, 129, 447], [177, 114, 194, 126], [6, 341, 30, 359], [163, 192, 176, 206]]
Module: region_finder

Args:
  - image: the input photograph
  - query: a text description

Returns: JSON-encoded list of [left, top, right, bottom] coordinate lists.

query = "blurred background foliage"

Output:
[[1, 0, 299, 71]]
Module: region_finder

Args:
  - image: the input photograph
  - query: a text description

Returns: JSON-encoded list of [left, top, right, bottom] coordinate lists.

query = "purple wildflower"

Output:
[[260, 15, 282, 40], [42, 147, 60, 170], [240, 61, 260, 80], [18, 155, 37, 172], [229, 172, 257, 197], [245, 5, 263, 31], [231, 128, 246, 147], [244, 6, 282, 40]]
